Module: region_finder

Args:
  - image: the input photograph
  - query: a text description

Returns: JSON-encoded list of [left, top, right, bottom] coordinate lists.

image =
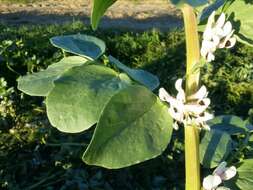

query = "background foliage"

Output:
[[0, 21, 252, 189]]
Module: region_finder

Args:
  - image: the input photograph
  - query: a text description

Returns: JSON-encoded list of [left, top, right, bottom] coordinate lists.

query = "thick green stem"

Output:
[[182, 5, 200, 94], [184, 125, 200, 190], [181, 4, 201, 190]]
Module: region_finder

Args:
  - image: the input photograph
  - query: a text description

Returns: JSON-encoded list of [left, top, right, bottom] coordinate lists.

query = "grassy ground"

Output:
[[0, 0, 39, 3], [0, 0, 140, 3], [0, 21, 252, 190]]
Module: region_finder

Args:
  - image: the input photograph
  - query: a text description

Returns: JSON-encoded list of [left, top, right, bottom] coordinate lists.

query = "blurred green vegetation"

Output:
[[0, 21, 252, 189]]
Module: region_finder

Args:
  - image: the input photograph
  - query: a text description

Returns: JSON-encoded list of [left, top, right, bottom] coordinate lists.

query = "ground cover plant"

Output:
[[0, 0, 253, 189]]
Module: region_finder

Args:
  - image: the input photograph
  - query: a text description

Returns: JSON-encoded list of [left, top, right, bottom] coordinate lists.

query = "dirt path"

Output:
[[0, 0, 182, 30]]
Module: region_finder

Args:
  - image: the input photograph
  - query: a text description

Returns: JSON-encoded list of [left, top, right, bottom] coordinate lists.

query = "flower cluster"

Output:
[[201, 11, 236, 62], [203, 162, 237, 190], [159, 79, 213, 130]]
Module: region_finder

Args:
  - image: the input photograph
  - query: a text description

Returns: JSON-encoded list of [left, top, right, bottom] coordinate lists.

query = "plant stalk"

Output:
[[181, 4, 201, 190]]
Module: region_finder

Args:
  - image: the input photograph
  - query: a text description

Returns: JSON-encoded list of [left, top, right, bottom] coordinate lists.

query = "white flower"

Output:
[[203, 162, 237, 190], [159, 79, 213, 130], [201, 11, 237, 62]]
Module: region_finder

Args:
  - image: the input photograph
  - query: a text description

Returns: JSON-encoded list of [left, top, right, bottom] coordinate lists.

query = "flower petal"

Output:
[[173, 122, 179, 130], [207, 11, 216, 29], [175, 78, 183, 91], [207, 52, 215, 62], [188, 85, 208, 100], [201, 44, 209, 58], [226, 37, 236, 48], [202, 40, 217, 52], [203, 175, 222, 190], [168, 107, 184, 122], [201, 40, 217, 62], [204, 28, 214, 41], [184, 104, 206, 115], [212, 35, 221, 46], [214, 162, 227, 176], [199, 98, 211, 108], [159, 88, 171, 102], [201, 123, 211, 130], [222, 21, 233, 37], [175, 79, 185, 102], [219, 30, 236, 49], [195, 112, 214, 123], [216, 13, 226, 28], [222, 166, 237, 180], [159, 88, 185, 117], [214, 27, 225, 38]]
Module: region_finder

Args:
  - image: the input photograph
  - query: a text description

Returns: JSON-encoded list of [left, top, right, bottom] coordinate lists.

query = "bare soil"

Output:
[[0, 0, 182, 30]]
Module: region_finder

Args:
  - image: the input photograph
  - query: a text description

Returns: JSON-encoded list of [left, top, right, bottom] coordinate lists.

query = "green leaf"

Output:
[[169, 0, 208, 8], [245, 120, 253, 132], [17, 56, 89, 96], [83, 85, 173, 169], [207, 115, 247, 135], [109, 56, 159, 91], [225, 0, 253, 47], [235, 159, 253, 190], [200, 129, 233, 168], [91, 0, 117, 30], [198, 0, 225, 22], [50, 34, 106, 59], [46, 64, 131, 133]]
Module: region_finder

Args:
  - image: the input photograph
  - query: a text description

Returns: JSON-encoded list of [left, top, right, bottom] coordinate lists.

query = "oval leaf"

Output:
[[235, 159, 253, 190], [91, 0, 117, 30], [46, 64, 131, 133], [207, 115, 247, 135], [225, 0, 253, 47], [200, 129, 233, 168], [17, 56, 89, 96], [109, 56, 159, 91], [83, 85, 173, 169], [50, 34, 106, 59]]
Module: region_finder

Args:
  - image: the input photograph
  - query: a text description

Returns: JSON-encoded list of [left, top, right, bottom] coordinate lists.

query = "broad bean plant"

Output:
[[17, 0, 253, 189]]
